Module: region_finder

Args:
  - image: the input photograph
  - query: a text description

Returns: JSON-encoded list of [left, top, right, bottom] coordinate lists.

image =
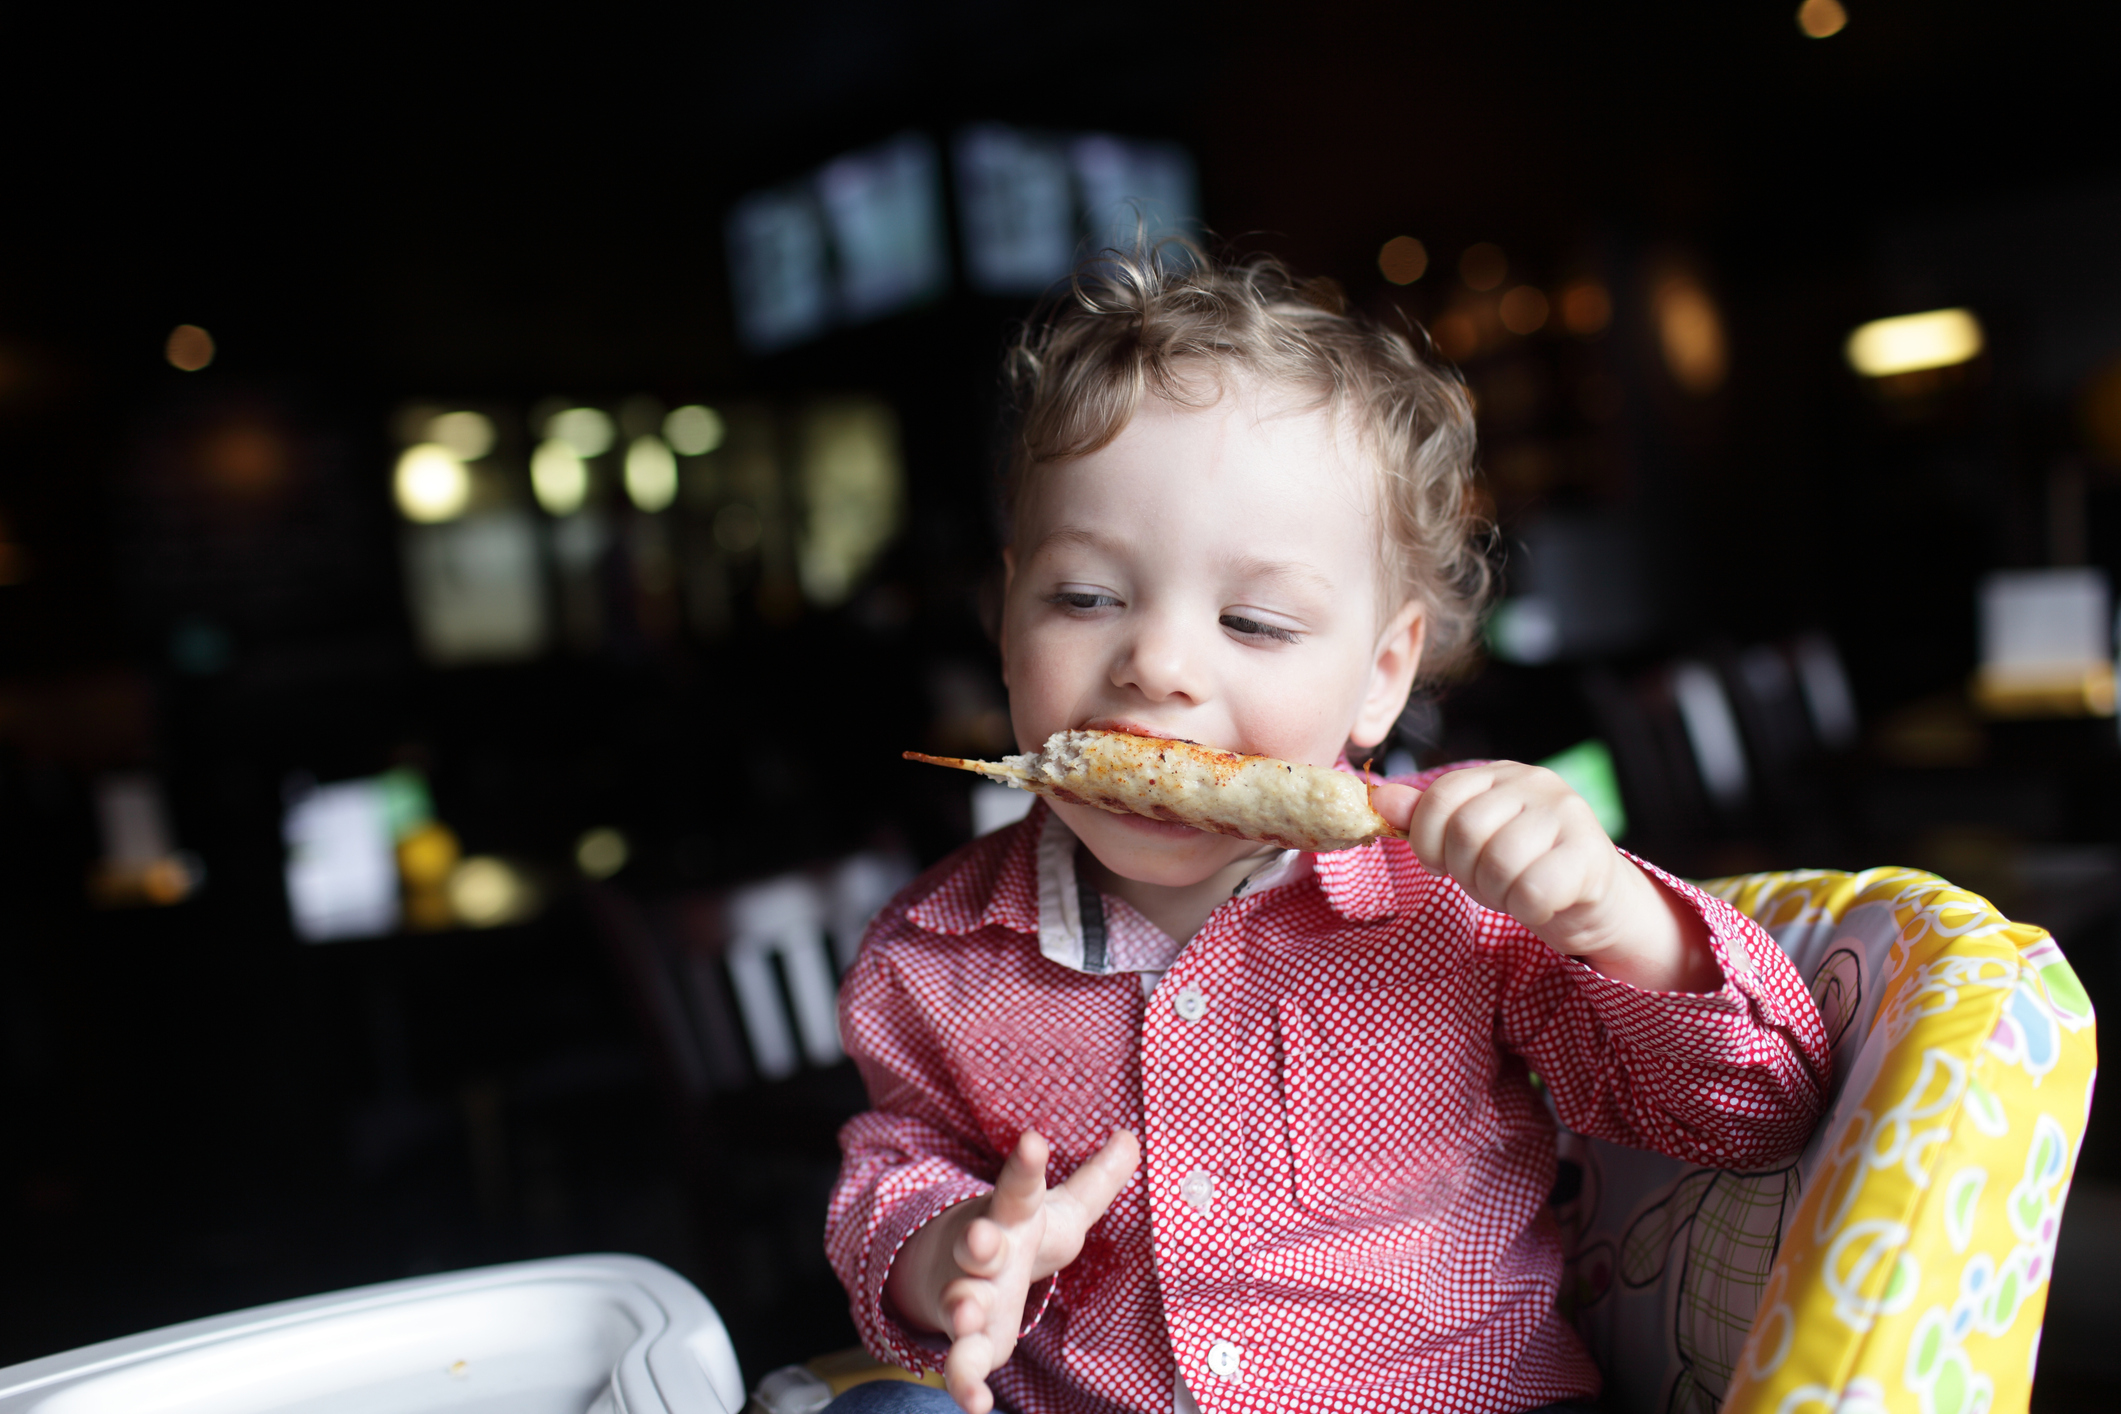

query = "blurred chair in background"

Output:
[[1586, 633, 1859, 860], [588, 849, 916, 1375]]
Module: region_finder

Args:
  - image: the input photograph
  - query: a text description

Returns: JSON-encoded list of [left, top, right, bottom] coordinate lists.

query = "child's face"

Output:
[[1000, 377, 1424, 888]]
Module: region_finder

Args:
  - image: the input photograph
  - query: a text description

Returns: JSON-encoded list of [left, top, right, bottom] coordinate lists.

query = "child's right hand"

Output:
[[887, 1128, 1140, 1414]]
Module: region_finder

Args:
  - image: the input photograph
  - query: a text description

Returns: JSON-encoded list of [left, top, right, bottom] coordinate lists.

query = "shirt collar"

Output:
[[901, 786, 1417, 941]]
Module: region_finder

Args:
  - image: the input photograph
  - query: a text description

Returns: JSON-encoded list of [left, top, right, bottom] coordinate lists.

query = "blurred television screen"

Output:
[[731, 126, 1196, 347], [817, 132, 948, 322], [1070, 133, 1198, 257], [726, 185, 834, 352], [954, 124, 1076, 295], [283, 778, 400, 943]]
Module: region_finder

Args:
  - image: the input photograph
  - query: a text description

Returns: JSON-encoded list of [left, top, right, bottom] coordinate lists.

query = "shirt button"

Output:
[[1206, 1340, 1242, 1379], [1179, 1169, 1215, 1214], [1174, 983, 1207, 1022]]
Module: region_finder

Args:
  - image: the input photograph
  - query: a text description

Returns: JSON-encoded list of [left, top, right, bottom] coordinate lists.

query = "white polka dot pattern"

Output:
[[825, 783, 1830, 1414]]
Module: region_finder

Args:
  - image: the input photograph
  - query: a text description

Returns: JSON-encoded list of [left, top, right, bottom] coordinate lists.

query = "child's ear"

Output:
[[1349, 601, 1425, 749]]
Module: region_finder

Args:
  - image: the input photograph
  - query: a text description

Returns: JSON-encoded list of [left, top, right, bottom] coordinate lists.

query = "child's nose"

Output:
[[1114, 614, 1209, 704]]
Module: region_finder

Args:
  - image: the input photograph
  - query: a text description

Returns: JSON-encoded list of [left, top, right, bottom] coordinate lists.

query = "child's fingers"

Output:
[[943, 1331, 997, 1414], [954, 1216, 1007, 1278], [1370, 781, 1419, 833], [988, 1131, 1049, 1227], [1439, 785, 1527, 889], [941, 1276, 991, 1338], [1465, 808, 1563, 914], [1502, 847, 1592, 936], [1055, 1128, 1141, 1225], [1403, 766, 1492, 866]]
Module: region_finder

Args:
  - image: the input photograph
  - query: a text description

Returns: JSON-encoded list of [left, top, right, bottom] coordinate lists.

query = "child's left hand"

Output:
[[1370, 763, 1721, 993]]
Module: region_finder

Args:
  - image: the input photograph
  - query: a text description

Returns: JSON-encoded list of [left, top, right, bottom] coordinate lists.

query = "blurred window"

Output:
[[402, 511, 548, 664], [796, 398, 903, 606]]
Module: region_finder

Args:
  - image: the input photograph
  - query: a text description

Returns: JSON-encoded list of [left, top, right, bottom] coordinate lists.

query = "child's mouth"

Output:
[[1101, 809, 1206, 840], [1079, 717, 1209, 748]]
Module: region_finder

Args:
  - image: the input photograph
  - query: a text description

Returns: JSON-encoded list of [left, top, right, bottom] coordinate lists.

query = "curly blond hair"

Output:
[[1002, 241, 1491, 675]]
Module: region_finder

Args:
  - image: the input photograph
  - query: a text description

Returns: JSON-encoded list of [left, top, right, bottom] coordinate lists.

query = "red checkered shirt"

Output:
[[827, 781, 1828, 1414]]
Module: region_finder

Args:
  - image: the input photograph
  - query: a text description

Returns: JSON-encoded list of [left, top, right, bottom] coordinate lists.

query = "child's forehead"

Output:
[[1031, 382, 1378, 513]]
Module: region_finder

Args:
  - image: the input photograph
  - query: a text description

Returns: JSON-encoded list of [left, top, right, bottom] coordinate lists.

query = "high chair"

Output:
[[1563, 867, 2094, 1414]]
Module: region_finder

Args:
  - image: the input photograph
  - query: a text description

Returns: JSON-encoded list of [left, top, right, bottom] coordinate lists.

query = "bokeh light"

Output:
[[1499, 286, 1550, 336], [1652, 272, 1729, 395], [797, 399, 904, 606], [625, 435, 679, 513], [1459, 243, 1507, 292], [165, 325, 215, 372], [428, 410, 495, 461], [531, 439, 590, 516], [1432, 309, 1479, 362], [396, 821, 462, 889], [1797, 0, 1848, 39], [547, 406, 615, 458], [665, 404, 727, 456], [1559, 281, 1613, 335], [393, 444, 472, 523], [1844, 308, 1985, 378], [447, 856, 534, 928], [1378, 236, 1428, 285], [2079, 357, 2121, 466], [575, 827, 629, 879]]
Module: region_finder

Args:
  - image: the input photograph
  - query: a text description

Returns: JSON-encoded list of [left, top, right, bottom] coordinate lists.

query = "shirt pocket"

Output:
[[1276, 981, 1499, 1222]]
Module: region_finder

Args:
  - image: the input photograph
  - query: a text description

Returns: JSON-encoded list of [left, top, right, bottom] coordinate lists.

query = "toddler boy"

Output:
[[825, 248, 1828, 1414]]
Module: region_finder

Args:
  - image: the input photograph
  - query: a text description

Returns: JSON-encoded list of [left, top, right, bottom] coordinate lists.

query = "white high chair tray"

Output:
[[0, 1254, 742, 1414]]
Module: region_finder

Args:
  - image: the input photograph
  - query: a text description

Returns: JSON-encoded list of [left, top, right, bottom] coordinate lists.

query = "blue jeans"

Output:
[[822, 1382, 959, 1413], [821, 1383, 1597, 1413]]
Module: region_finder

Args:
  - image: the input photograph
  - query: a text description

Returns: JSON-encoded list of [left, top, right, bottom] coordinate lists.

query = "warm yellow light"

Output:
[[531, 439, 589, 515], [1459, 243, 1507, 292], [625, 435, 679, 512], [1499, 286, 1549, 335], [448, 856, 532, 928], [665, 404, 726, 456], [1797, 0, 1848, 39], [575, 827, 629, 879], [396, 821, 462, 889], [394, 444, 471, 523], [1378, 236, 1428, 285], [1844, 308, 1984, 378], [547, 406, 614, 458], [1653, 273, 1729, 395], [166, 324, 215, 372], [428, 410, 495, 461]]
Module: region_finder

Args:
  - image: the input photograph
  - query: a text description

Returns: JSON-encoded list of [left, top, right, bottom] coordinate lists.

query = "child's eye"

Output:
[[1051, 591, 1121, 612], [1220, 613, 1302, 644]]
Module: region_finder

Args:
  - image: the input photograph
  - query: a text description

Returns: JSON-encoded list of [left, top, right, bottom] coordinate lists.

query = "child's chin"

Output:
[[1070, 807, 1252, 884]]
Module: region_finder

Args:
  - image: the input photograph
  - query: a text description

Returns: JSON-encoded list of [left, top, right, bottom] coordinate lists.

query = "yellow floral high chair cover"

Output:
[[1555, 868, 2096, 1414]]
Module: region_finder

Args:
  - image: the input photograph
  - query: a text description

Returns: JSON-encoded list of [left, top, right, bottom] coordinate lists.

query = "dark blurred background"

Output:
[[4, 1, 2121, 1406]]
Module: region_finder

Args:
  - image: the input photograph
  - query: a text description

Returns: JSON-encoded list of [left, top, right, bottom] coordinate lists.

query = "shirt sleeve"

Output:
[[1491, 851, 1831, 1169], [824, 913, 1058, 1371]]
